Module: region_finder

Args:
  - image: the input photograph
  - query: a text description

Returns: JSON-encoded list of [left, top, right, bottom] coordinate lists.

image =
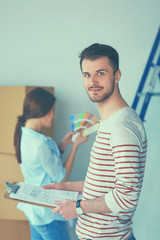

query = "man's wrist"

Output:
[[76, 199, 84, 215]]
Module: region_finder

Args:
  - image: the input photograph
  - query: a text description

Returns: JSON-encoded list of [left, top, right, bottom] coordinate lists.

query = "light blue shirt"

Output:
[[17, 127, 66, 225]]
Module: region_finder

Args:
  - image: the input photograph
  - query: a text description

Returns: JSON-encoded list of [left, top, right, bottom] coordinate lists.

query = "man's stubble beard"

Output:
[[86, 79, 115, 103]]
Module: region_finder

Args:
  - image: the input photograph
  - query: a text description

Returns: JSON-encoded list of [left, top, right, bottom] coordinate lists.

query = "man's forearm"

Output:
[[63, 183, 112, 213], [64, 181, 84, 194], [52, 194, 112, 220], [80, 195, 112, 214]]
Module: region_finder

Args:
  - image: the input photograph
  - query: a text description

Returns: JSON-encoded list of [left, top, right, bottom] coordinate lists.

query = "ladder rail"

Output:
[[139, 55, 160, 121], [132, 27, 160, 110]]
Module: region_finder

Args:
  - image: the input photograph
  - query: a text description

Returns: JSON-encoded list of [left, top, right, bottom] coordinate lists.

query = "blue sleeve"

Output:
[[36, 138, 66, 182]]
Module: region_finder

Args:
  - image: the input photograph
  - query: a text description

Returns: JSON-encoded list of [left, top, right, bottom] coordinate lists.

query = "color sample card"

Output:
[[70, 112, 99, 140]]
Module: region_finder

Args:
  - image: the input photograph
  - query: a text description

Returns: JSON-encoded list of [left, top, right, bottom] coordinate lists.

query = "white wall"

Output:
[[0, 0, 160, 239]]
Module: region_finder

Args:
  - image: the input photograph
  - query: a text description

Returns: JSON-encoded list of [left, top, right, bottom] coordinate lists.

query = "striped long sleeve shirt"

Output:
[[76, 107, 147, 240]]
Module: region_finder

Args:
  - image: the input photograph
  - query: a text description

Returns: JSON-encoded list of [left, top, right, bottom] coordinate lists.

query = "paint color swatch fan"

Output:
[[70, 112, 99, 142]]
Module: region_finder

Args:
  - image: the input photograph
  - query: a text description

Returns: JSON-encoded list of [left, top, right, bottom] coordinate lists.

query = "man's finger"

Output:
[[42, 183, 55, 189], [54, 200, 63, 205], [52, 206, 60, 214]]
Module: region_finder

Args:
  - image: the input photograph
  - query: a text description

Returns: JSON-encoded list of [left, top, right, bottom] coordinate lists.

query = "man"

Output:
[[44, 43, 147, 240]]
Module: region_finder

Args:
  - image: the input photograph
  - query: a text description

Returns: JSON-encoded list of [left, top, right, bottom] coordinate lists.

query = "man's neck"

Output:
[[97, 92, 128, 121]]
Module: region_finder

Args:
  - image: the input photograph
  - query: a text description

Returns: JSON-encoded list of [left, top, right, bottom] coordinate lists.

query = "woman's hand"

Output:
[[58, 131, 88, 151], [58, 131, 74, 152], [73, 131, 88, 147]]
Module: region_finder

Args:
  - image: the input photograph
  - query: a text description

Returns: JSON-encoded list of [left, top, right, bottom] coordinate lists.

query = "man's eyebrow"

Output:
[[82, 69, 107, 74], [96, 69, 107, 72], [82, 71, 90, 74]]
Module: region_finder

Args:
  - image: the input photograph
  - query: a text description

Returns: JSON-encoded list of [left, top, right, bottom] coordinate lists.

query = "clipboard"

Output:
[[4, 181, 80, 209], [4, 189, 55, 209]]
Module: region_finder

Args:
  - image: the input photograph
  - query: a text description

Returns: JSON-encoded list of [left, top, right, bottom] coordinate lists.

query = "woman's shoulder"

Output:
[[21, 127, 56, 146]]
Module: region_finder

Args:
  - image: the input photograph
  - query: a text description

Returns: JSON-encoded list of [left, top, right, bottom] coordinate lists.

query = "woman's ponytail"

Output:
[[14, 115, 26, 163]]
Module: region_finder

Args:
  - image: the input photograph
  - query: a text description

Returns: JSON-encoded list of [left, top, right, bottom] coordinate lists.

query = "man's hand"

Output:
[[43, 181, 84, 193], [43, 182, 66, 190], [52, 199, 78, 220]]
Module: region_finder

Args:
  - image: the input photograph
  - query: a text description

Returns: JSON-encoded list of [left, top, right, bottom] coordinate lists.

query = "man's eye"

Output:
[[98, 72, 104, 76], [84, 74, 90, 78]]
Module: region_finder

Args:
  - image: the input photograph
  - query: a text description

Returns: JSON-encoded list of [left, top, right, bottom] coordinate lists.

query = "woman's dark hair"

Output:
[[79, 43, 119, 73], [14, 87, 56, 163]]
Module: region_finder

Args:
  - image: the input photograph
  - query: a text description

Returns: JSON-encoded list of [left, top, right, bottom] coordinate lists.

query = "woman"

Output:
[[14, 87, 87, 240]]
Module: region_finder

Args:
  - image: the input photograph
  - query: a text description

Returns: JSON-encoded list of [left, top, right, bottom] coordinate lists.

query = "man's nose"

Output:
[[90, 74, 98, 84]]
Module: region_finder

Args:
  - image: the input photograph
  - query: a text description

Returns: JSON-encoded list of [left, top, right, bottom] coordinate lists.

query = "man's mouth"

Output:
[[88, 86, 103, 92]]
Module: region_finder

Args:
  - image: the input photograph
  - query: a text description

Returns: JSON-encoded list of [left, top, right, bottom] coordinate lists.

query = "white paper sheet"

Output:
[[10, 182, 79, 207]]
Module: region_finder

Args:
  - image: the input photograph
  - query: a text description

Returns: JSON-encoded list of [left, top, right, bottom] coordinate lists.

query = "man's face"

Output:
[[81, 56, 120, 103]]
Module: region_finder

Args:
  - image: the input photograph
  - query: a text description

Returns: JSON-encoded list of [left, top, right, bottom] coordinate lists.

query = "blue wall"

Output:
[[0, 1, 160, 239]]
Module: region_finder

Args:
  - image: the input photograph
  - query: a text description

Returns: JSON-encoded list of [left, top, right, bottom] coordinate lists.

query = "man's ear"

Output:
[[115, 70, 121, 83]]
